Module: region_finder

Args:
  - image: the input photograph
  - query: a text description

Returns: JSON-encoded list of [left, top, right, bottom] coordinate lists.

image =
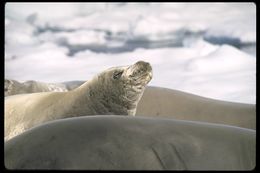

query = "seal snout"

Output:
[[126, 61, 153, 83], [135, 61, 151, 70], [133, 61, 152, 74], [127, 61, 153, 84]]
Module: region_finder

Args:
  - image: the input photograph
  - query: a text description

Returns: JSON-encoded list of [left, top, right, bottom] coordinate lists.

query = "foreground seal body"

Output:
[[5, 116, 255, 170], [5, 61, 152, 140]]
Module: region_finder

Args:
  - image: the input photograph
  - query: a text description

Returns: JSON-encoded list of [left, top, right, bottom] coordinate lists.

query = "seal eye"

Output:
[[113, 71, 123, 80]]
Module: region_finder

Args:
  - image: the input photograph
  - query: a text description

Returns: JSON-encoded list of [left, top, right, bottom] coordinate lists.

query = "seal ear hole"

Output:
[[113, 71, 123, 80]]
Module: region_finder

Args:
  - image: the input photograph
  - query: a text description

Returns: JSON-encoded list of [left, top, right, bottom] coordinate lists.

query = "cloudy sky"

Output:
[[5, 3, 256, 104]]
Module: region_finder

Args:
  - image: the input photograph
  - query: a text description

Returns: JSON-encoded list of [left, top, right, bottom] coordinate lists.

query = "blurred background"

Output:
[[5, 2, 256, 104]]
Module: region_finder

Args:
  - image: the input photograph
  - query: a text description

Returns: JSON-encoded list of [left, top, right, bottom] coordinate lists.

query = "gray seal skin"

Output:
[[4, 61, 153, 141], [136, 86, 256, 130], [4, 116, 255, 170]]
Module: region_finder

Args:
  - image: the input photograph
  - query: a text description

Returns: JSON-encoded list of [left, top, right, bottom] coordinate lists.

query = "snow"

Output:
[[5, 3, 256, 104]]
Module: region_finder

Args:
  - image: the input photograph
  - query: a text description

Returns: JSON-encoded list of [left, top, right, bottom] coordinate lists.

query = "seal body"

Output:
[[136, 86, 256, 130], [5, 116, 256, 170], [5, 79, 68, 96], [4, 61, 152, 141], [5, 79, 255, 130]]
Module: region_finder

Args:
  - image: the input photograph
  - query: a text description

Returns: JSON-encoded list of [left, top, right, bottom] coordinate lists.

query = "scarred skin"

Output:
[[4, 61, 153, 141], [5, 116, 256, 170]]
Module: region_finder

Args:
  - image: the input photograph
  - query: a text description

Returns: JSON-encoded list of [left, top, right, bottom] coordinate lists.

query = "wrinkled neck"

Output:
[[73, 79, 131, 115], [72, 77, 145, 116]]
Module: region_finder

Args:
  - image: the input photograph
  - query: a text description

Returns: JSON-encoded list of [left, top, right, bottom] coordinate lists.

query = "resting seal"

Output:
[[4, 79, 69, 96], [4, 61, 152, 140], [136, 86, 256, 130], [5, 79, 255, 130], [4, 79, 85, 96], [5, 116, 255, 170]]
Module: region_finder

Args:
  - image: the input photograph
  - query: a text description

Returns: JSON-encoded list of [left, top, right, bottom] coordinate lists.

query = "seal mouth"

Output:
[[126, 61, 153, 85]]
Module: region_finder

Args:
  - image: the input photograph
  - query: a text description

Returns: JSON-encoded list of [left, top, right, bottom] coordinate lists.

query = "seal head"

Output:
[[84, 61, 153, 115]]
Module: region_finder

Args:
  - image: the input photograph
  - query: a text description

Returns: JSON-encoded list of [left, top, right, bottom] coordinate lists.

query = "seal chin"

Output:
[[142, 71, 153, 85]]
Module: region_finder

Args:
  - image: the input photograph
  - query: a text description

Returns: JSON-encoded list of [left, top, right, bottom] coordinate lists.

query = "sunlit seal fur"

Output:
[[4, 61, 152, 141]]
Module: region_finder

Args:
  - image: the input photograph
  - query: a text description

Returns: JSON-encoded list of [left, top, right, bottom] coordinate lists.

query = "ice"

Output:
[[5, 3, 256, 104]]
